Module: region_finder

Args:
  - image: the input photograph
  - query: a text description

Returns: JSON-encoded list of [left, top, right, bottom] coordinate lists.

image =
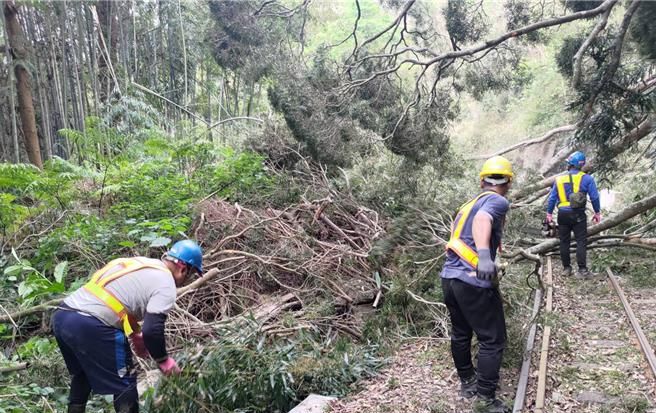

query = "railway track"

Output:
[[514, 257, 656, 412]]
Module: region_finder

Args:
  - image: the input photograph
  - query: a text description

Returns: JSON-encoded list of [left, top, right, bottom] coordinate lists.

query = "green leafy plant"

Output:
[[0, 193, 29, 235], [3, 250, 67, 305]]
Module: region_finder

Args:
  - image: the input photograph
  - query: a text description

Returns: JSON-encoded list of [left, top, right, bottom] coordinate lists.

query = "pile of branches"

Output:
[[167, 185, 385, 343]]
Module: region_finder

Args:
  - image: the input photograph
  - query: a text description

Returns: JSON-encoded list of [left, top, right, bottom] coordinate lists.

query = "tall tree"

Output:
[[3, 0, 42, 168], [96, 0, 119, 102]]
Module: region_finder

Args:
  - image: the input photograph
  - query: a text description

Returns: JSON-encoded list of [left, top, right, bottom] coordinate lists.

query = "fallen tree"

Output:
[[507, 192, 656, 259], [469, 124, 576, 161]]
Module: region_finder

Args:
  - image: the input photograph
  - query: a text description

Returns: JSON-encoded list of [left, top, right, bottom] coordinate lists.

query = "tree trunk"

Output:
[[246, 80, 254, 117], [74, 3, 89, 122], [177, 0, 187, 106], [85, 4, 100, 114], [96, 0, 118, 102], [35, 68, 52, 161], [3, 0, 42, 168], [2, 10, 20, 162], [233, 72, 240, 116]]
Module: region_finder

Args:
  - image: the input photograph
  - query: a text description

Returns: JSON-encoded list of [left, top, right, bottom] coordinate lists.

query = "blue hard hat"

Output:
[[566, 151, 586, 168], [167, 240, 203, 274]]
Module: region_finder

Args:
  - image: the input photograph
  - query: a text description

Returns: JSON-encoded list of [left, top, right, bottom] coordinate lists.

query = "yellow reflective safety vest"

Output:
[[83, 258, 171, 336], [555, 171, 585, 208], [445, 191, 496, 269]]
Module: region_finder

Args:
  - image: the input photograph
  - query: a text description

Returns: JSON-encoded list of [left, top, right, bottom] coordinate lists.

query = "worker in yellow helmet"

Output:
[[440, 156, 512, 413], [52, 240, 203, 413]]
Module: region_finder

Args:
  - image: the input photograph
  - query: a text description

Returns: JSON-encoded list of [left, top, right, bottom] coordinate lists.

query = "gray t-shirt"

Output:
[[64, 257, 177, 329]]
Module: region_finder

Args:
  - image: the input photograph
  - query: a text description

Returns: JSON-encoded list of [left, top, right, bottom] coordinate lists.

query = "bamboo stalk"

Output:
[[132, 82, 208, 125], [177, 0, 187, 106]]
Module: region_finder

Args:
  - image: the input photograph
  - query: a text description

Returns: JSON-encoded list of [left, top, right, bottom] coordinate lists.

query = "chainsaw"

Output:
[[541, 218, 558, 238]]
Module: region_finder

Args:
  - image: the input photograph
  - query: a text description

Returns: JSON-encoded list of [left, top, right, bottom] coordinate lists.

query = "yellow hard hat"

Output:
[[479, 156, 514, 182]]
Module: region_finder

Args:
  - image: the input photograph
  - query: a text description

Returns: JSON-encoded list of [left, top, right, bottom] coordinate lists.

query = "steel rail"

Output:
[[606, 267, 656, 379]]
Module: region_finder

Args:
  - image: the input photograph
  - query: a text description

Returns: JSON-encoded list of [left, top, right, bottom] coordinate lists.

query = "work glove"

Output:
[[476, 249, 497, 282], [545, 213, 553, 223], [159, 357, 181, 376], [592, 212, 601, 224], [130, 332, 149, 359]]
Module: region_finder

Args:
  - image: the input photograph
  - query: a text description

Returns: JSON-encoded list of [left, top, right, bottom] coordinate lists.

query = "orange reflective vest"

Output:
[[445, 191, 496, 269], [555, 171, 585, 208], [83, 258, 171, 336]]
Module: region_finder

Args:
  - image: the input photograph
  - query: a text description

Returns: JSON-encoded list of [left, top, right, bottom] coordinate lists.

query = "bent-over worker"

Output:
[[52, 240, 203, 413]]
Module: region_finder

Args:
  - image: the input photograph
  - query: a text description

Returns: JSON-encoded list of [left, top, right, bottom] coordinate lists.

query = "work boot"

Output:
[[576, 268, 595, 279], [562, 266, 572, 277], [473, 395, 510, 413], [67, 404, 86, 413], [459, 375, 477, 398]]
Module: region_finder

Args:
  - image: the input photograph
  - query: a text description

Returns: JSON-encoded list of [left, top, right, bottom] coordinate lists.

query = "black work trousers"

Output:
[[441, 278, 506, 398], [557, 209, 587, 270]]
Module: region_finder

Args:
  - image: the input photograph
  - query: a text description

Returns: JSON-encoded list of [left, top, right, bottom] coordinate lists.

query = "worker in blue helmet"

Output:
[[52, 240, 203, 413], [545, 151, 601, 278]]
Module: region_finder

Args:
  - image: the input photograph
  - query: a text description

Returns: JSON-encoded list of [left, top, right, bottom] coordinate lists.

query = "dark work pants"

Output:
[[52, 309, 139, 413], [557, 209, 587, 270], [441, 278, 506, 398]]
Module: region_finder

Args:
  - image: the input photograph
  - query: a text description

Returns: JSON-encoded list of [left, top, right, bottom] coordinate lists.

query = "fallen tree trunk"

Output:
[[509, 192, 656, 259], [470, 124, 576, 160], [512, 187, 550, 208], [511, 174, 567, 202]]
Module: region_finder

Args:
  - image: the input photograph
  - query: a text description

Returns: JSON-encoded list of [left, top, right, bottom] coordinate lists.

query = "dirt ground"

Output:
[[330, 338, 518, 413], [329, 261, 656, 413], [520, 264, 656, 413]]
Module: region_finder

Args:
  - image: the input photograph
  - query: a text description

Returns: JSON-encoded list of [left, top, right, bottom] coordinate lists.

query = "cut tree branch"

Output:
[[132, 82, 209, 125], [0, 362, 28, 373]]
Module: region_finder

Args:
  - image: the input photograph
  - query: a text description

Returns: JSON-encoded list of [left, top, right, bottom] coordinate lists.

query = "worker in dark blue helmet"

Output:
[[52, 240, 203, 413], [546, 151, 601, 278]]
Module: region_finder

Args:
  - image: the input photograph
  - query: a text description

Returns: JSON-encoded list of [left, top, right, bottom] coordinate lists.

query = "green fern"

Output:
[[0, 163, 41, 191]]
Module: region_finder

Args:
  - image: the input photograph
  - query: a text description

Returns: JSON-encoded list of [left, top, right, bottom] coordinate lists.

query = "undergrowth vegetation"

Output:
[[145, 320, 382, 413], [0, 122, 285, 412]]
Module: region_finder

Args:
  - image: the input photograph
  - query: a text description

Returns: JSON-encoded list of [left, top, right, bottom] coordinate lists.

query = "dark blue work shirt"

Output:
[[441, 192, 510, 289], [546, 169, 600, 214]]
